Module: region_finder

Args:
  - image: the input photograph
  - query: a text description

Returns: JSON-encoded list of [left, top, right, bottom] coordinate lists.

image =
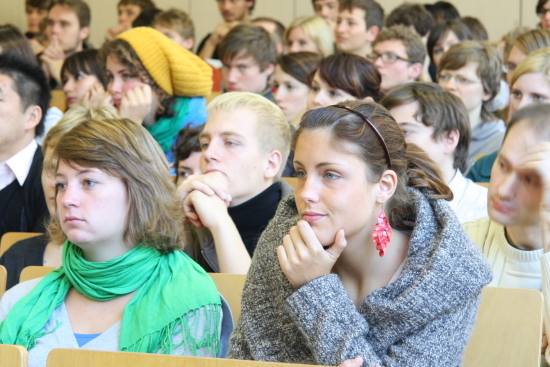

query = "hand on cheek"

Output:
[[119, 84, 153, 125], [277, 220, 347, 288]]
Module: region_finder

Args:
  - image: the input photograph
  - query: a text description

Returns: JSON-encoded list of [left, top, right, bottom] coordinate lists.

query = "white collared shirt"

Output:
[[448, 169, 488, 223], [0, 140, 38, 191]]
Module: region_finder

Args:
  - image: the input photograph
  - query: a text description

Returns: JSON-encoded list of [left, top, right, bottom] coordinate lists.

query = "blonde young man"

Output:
[[179, 92, 292, 274]]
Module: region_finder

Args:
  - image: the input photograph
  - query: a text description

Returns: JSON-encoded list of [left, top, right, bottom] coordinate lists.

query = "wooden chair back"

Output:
[[282, 177, 297, 190], [0, 232, 42, 257], [208, 273, 246, 322], [50, 90, 66, 111], [0, 344, 28, 367], [47, 349, 317, 367], [463, 287, 544, 367], [20, 266, 57, 283], [475, 182, 489, 188], [0, 265, 7, 298]]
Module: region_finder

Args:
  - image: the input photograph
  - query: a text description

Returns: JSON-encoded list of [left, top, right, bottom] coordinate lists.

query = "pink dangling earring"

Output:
[[372, 210, 392, 257]]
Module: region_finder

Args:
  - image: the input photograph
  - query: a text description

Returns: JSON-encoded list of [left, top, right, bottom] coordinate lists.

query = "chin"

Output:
[[310, 226, 337, 248]]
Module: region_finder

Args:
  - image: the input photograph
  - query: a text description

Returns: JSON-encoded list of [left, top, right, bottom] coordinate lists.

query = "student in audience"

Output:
[[464, 104, 550, 293], [0, 54, 49, 239], [370, 25, 425, 94], [381, 82, 487, 223], [105, 0, 156, 41], [173, 124, 203, 186], [0, 107, 118, 290], [504, 29, 550, 85], [152, 8, 194, 51], [0, 116, 230, 367], [537, 0, 550, 30], [468, 48, 550, 183], [25, 0, 50, 54], [228, 100, 492, 366], [274, 52, 322, 125], [461, 17, 488, 41], [100, 27, 212, 160], [61, 49, 108, 109], [40, 0, 91, 89], [252, 17, 285, 55], [425, 1, 460, 23], [427, 19, 472, 69], [312, 0, 340, 29], [335, 0, 384, 57], [180, 92, 293, 274], [0, 25, 63, 143], [308, 53, 383, 109], [197, 0, 254, 60], [438, 41, 504, 167], [284, 16, 333, 56], [218, 24, 277, 101], [131, 7, 162, 28]]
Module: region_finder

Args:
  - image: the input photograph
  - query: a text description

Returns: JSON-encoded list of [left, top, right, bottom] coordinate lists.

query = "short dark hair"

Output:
[[427, 19, 472, 63], [215, 0, 255, 13], [537, 0, 550, 15], [61, 49, 107, 87], [313, 53, 384, 101], [425, 1, 460, 23], [0, 54, 50, 136], [173, 124, 203, 163], [380, 82, 471, 173], [0, 25, 37, 63], [49, 0, 91, 28], [131, 8, 162, 27], [118, 0, 156, 11], [26, 0, 51, 10], [219, 24, 277, 71], [460, 16, 488, 41], [340, 0, 384, 31], [386, 3, 434, 37]]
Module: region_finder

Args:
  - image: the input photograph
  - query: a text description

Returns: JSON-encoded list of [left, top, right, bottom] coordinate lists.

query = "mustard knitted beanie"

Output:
[[117, 27, 212, 97]]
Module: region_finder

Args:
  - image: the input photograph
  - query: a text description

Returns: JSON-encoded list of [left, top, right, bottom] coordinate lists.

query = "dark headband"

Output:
[[332, 105, 392, 169]]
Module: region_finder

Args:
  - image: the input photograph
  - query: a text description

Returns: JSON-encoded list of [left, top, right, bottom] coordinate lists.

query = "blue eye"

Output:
[[55, 182, 66, 190], [296, 171, 307, 179]]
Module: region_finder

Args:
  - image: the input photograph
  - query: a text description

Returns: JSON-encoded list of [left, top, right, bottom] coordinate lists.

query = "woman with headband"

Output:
[[228, 100, 491, 366]]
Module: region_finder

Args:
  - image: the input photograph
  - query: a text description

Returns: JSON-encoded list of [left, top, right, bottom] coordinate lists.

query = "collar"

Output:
[[447, 169, 465, 194], [5, 140, 38, 186]]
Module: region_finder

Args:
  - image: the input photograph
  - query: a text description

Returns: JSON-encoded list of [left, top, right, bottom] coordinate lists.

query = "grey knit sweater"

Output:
[[228, 188, 492, 367]]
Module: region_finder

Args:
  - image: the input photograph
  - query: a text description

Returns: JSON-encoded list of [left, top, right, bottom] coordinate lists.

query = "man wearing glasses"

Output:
[[369, 25, 425, 94]]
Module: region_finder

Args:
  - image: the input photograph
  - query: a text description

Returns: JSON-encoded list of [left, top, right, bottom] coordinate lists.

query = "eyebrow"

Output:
[[55, 168, 97, 178], [200, 131, 245, 139], [294, 160, 346, 168]]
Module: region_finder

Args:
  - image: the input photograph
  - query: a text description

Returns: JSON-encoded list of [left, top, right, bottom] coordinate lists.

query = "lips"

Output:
[[301, 211, 326, 223], [64, 216, 84, 224], [491, 198, 515, 214]]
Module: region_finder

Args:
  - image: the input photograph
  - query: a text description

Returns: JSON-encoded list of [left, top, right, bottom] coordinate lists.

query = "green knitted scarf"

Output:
[[146, 97, 190, 153], [0, 241, 221, 355]]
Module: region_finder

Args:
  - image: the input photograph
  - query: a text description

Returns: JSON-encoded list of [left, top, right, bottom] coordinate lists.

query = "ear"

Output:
[[24, 105, 42, 133], [264, 150, 283, 180], [376, 169, 398, 204], [482, 88, 492, 102], [442, 129, 460, 155], [263, 63, 275, 77], [183, 37, 195, 51], [78, 26, 89, 42], [366, 25, 379, 43], [408, 62, 423, 81]]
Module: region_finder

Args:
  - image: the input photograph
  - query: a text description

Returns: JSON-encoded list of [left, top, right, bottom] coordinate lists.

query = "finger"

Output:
[[326, 229, 347, 259], [277, 244, 289, 271], [282, 233, 298, 264], [177, 178, 216, 200], [338, 357, 363, 367], [288, 225, 308, 260], [142, 84, 153, 102], [296, 220, 323, 252]]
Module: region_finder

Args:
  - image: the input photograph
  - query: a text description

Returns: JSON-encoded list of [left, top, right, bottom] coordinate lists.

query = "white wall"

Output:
[[0, 0, 541, 50]]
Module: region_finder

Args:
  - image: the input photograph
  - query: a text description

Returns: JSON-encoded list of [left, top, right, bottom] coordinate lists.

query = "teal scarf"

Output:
[[146, 97, 190, 153], [0, 241, 221, 355]]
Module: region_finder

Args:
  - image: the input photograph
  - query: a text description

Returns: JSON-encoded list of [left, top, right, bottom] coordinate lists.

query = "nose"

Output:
[[289, 43, 300, 53], [108, 76, 122, 95], [335, 22, 345, 34], [494, 171, 516, 200], [298, 175, 320, 204], [516, 95, 530, 111], [225, 67, 239, 84], [441, 76, 457, 92], [274, 86, 285, 103], [220, 0, 231, 11], [59, 182, 79, 209], [320, 7, 331, 19], [63, 78, 74, 93], [373, 56, 384, 68], [202, 141, 220, 164], [312, 90, 326, 108]]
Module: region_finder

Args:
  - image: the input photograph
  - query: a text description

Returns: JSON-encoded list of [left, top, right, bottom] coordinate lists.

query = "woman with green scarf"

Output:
[[99, 26, 213, 166], [0, 117, 227, 367]]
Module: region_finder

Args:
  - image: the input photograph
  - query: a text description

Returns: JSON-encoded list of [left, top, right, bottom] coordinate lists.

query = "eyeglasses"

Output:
[[332, 105, 392, 169], [438, 73, 481, 86], [367, 52, 412, 64]]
